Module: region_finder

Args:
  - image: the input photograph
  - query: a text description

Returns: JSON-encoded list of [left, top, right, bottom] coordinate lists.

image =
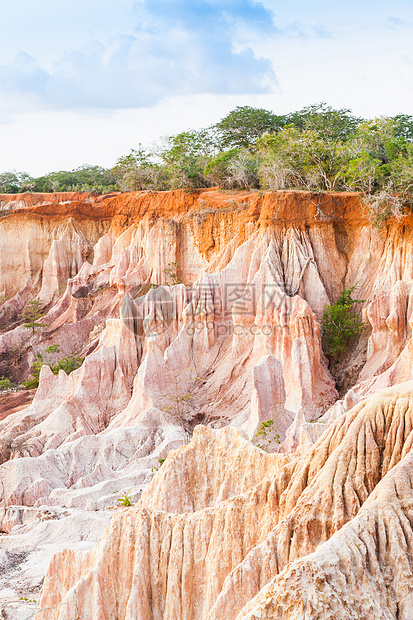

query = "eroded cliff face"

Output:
[[0, 189, 412, 618], [37, 385, 413, 619]]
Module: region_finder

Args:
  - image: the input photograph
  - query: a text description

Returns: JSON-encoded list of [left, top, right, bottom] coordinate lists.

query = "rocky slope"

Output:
[[36, 383, 413, 619], [0, 189, 411, 617]]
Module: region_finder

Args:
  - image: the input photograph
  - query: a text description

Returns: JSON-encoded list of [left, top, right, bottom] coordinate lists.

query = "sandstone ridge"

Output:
[[36, 383, 413, 619], [0, 190, 412, 618]]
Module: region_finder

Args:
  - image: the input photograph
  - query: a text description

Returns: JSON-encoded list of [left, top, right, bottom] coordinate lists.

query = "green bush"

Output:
[[22, 376, 39, 390], [23, 345, 84, 389], [115, 491, 133, 507], [164, 261, 183, 285], [204, 148, 240, 187], [322, 287, 365, 358], [254, 419, 280, 452], [0, 376, 12, 390]]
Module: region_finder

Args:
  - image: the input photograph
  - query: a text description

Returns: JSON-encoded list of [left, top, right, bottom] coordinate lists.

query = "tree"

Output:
[[0, 376, 11, 390], [257, 127, 347, 191], [158, 129, 214, 189], [214, 106, 285, 150], [225, 149, 261, 189], [393, 114, 413, 142], [111, 146, 166, 191], [322, 287, 364, 358], [30, 166, 118, 193], [348, 118, 406, 166], [286, 103, 363, 143], [0, 170, 33, 193], [22, 300, 47, 334], [340, 151, 383, 193], [161, 367, 202, 433], [204, 148, 240, 187], [362, 188, 407, 228]]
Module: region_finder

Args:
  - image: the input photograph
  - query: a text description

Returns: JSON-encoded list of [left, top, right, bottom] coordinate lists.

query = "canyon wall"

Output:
[[0, 189, 412, 618]]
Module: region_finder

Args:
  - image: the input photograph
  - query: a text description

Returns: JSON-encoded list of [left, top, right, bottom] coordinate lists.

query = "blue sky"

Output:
[[0, 0, 412, 175]]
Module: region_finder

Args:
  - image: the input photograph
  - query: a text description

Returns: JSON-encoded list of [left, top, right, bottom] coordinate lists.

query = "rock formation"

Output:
[[0, 189, 412, 617], [36, 383, 413, 619]]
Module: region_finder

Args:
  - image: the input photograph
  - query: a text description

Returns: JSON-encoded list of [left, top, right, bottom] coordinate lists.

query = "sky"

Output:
[[0, 0, 412, 176]]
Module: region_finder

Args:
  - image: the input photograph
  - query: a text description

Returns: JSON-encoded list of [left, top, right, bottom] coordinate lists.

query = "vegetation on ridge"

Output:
[[322, 287, 365, 358], [23, 344, 84, 389], [2, 103, 413, 225]]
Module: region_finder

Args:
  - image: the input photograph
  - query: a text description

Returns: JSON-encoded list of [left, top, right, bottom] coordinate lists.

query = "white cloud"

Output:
[[0, 0, 279, 114]]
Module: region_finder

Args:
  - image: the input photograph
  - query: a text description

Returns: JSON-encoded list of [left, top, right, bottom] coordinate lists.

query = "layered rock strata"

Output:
[[0, 190, 412, 617], [36, 383, 413, 619]]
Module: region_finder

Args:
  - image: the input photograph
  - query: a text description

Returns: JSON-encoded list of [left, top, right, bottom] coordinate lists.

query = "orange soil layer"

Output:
[[0, 189, 368, 225]]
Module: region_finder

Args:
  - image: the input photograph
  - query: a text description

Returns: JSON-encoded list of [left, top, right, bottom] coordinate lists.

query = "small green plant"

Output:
[[151, 457, 166, 473], [19, 597, 37, 602], [322, 286, 365, 357], [254, 419, 280, 452], [23, 345, 84, 389], [0, 376, 11, 390], [164, 261, 183, 285], [160, 367, 203, 432], [22, 300, 47, 334], [115, 491, 133, 507]]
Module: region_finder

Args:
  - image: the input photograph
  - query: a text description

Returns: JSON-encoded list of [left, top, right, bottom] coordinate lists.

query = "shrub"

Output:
[[0, 376, 11, 390], [54, 354, 84, 375], [362, 187, 410, 228], [254, 419, 280, 452], [115, 491, 133, 507], [322, 287, 365, 358], [204, 149, 240, 187], [164, 261, 182, 285], [23, 345, 83, 389]]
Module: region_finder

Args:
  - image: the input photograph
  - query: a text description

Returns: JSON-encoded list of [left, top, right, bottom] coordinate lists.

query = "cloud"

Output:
[[388, 16, 405, 29], [0, 0, 278, 113]]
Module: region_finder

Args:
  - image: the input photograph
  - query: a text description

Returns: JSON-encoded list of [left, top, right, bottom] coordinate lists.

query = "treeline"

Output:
[[2, 103, 413, 225], [0, 166, 118, 195]]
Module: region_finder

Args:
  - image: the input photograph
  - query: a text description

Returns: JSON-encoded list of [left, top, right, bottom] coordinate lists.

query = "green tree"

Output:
[[111, 146, 166, 191], [0, 170, 33, 193], [214, 106, 285, 150], [258, 126, 347, 191], [204, 148, 240, 187], [22, 300, 47, 334], [0, 376, 11, 390], [393, 114, 413, 142], [286, 103, 363, 143], [340, 151, 383, 193], [158, 129, 214, 189], [322, 287, 364, 358], [31, 166, 117, 193]]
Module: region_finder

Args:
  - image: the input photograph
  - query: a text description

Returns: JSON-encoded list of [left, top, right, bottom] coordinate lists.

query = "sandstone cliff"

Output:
[[36, 384, 413, 619], [0, 189, 412, 617]]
